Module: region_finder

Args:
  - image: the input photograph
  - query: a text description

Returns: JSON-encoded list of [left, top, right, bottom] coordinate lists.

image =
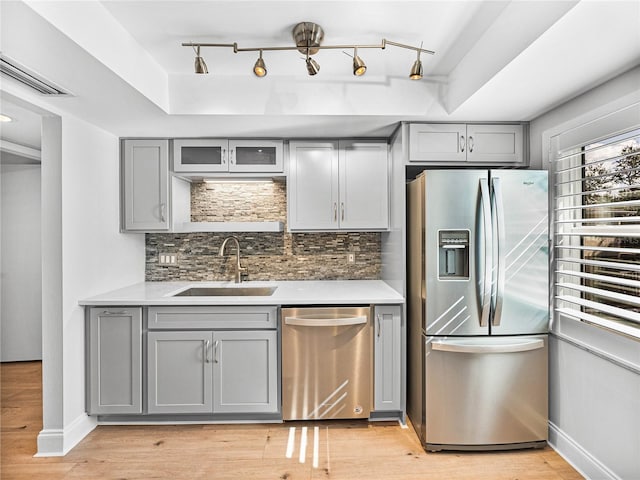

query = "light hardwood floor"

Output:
[[1, 362, 583, 480]]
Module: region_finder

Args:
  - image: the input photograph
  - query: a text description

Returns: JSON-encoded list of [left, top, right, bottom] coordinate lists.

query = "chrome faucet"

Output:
[[218, 236, 247, 283]]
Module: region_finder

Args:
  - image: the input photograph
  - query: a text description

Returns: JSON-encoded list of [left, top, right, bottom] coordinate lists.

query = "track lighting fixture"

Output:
[[253, 50, 267, 77], [352, 48, 366, 76], [194, 46, 208, 74], [305, 50, 320, 76], [183, 22, 434, 79], [409, 45, 423, 80]]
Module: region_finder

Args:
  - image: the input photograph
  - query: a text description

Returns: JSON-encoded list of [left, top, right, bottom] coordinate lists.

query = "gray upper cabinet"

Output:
[[409, 123, 525, 165], [147, 330, 214, 414], [339, 140, 389, 230], [288, 140, 389, 231], [212, 330, 279, 414], [173, 139, 283, 174], [288, 141, 339, 230], [228, 140, 283, 173], [465, 124, 524, 163], [88, 308, 142, 415], [408, 124, 467, 162], [122, 139, 170, 231], [173, 139, 228, 173], [374, 305, 402, 412]]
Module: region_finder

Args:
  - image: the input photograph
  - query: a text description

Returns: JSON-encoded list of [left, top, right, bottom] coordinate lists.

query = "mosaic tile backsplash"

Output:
[[145, 181, 381, 281]]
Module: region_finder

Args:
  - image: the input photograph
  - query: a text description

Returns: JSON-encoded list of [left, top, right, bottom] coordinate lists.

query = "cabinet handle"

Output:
[[160, 203, 166, 222], [230, 149, 235, 164], [341, 202, 345, 221], [101, 310, 128, 315], [204, 340, 211, 363], [222, 149, 227, 164], [214, 340, 220, 363], [468, 136, 474, 153], [460, 135, 465, 153], [333, 202, 338, 222], [377, 314, 382, 338]]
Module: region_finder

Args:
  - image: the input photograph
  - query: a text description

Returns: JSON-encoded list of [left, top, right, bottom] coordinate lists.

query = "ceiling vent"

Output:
[[0, 54, 70, 96]]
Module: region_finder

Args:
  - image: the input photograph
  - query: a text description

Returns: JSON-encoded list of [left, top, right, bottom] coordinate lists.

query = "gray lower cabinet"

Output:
[[146, 306, 279, 416], [147, 331, 213, 414], [212, 330, 278, 414], [374, 305, 402, 412], [88, 308, 142, 414]]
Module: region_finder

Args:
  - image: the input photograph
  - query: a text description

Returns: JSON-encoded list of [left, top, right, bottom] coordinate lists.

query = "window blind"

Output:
[[553, 127, 640, 340]]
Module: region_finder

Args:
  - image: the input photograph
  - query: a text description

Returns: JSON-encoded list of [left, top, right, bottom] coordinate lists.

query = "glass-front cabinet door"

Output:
[[173, 139, 283, 174], [173, 139, 228, 173], [228, 140, 283, 173]]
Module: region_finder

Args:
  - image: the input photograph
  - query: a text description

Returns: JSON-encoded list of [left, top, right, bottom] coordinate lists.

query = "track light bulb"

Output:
[[352, 48, 366, 76], [194, 46, 208, 74], [253, 51, 267, 77], [409, 59, 423, 80], [305, 54, 320, 76], [409, 46, 423, 80]]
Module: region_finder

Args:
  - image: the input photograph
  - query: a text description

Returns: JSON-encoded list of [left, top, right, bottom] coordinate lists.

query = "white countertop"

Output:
[[79, 280, 404, 306]]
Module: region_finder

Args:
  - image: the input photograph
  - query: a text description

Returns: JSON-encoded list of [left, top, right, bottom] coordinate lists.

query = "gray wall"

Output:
[[529, 66, 640, 479], [1, 163, 42, 361]]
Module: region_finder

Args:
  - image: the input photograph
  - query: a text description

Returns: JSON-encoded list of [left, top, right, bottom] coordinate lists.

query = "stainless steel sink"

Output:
[[173, 286, 277, 297]]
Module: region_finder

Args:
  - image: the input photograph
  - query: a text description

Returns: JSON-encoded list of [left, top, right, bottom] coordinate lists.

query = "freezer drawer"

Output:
[[424, 335, 548, 450], [281, 306, 372, 421]]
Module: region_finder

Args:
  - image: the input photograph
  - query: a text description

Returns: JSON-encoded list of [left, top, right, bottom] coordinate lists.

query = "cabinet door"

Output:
[[173, 139, 229, 173], [88, 308, 142, 414], [466, 124, 524, 164], [288, 141, 339, 230], [212, 330, 278, 414], [148, 331, 213, 414], [228, 140, 283, 173], [374, 305, 402, 412], [409, 124, 467, 162], [339, 140, 389, 230], [122, 139, 169, 231]]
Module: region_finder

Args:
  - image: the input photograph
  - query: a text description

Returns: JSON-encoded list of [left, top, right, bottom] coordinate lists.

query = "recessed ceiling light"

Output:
[[0, 114, 13, 122]]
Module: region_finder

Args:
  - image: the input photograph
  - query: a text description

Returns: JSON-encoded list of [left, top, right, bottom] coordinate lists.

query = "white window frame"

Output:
[[552, 129, 640, 339], [547, 102, 640, 372]]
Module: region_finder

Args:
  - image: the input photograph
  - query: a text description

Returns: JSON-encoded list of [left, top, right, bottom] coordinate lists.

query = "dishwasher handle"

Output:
[[284, 315, 368, 327]]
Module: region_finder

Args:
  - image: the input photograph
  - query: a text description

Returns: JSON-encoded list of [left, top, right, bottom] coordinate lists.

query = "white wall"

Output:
[[529, 65, 640, 169], [0, 88, 146, 455], [39, 112, 145, 455], [1, 163, 42, 361], [381, 125, 406, 295], [58, 113, 145, 431], [529, 66, 640, 480]]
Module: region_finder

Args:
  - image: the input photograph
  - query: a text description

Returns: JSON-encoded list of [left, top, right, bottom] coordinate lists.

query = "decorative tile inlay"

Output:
[[191, 181, 286, 222], [145, 180, 381, 282]]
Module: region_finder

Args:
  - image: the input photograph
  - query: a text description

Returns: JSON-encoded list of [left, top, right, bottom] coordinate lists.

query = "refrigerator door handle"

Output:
[[478, 178, 492, 327], [491, 177, 506, 326], [284, 316, 367, 327], [431, 338, 544, 354]]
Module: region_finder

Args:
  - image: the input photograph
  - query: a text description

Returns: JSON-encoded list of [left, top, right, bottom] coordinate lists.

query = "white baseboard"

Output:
[[35, 413, 97, 457], [548, 421, 619, 480]]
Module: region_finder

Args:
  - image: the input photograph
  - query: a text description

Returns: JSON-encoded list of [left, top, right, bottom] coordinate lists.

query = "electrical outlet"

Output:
[[158, 253, 178, 266], [347, 253, 355, 264]]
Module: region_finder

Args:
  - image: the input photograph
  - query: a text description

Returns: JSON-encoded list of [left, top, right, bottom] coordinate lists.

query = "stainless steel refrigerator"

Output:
[[407, 169, 549, 451]]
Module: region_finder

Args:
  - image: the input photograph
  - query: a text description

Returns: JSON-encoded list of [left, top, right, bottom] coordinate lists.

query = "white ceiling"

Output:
[[0, 97, 42, 149], [1, 0, 639, 139]]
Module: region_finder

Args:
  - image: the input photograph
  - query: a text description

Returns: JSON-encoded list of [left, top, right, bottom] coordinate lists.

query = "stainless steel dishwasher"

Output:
[[281, 306, 373, 421]]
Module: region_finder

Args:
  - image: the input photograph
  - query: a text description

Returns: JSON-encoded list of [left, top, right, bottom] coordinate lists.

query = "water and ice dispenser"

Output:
[[438, 230, 470, 280]]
